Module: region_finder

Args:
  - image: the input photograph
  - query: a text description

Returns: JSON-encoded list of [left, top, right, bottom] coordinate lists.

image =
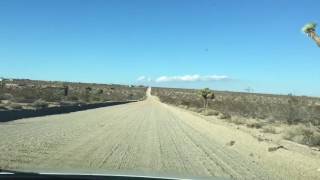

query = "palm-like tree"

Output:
[[199, 88, 215, 111], [302, 22, 320, 47]]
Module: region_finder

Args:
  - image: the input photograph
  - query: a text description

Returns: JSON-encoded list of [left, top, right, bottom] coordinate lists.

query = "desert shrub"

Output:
[[8, 103, 23, 110], [152, 87, 320, 126], [0, 93, 14, 100], [79, 93, 91, 103], [0, 104, 7, 110], [284, 124, 320, 146], [41, 93, 62, 102], [85, 87, 92, 93], [98, 89, 104, 94], [202, 109, 219, 116], [262, 126, 278, 134], [32, 99, 49, 109], [246, 120, 264, 129], [13, 88, 39, 100], [91, 96, 101, 102], [188, 107, 203, 113], [181, 99, 191, 107], [15, 97, 35, 103], [286, 94, 304, 124], [36, 87, 64, 102], [229, 116, 246, 125], [178, 105, 188, 109], [265, 116, 277, 123], [0, 80, 147, 106], [67, 95, 79, 101], [306, 105, 320, 126], [228, 117, 264, 129], [59, 101, 79, 106], [219, 113, 231, 119]]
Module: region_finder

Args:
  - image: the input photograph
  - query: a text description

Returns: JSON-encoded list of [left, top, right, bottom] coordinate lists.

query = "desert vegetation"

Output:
[[199, 88, 215, 111], [152, 87, 320, 146], [0, 78, 147, 111], [302, 22, 320, 47]]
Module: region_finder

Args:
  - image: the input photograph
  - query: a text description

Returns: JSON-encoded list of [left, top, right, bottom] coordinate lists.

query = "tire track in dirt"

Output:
[[0, 102, 140, 169], [164, 104, 276, 179], [167, 111, 259, 179], [163, 103, 239, 178], [39, 103, 143, 169]]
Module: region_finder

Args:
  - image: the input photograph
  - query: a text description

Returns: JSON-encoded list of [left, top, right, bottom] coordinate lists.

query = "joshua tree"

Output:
[[63, 85, 69, 96], [302, 22, 320, 47], [199, 88, 215, 111]]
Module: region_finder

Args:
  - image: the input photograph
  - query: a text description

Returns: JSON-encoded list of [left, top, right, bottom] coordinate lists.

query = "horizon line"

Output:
[[1, 76, 319, 98]]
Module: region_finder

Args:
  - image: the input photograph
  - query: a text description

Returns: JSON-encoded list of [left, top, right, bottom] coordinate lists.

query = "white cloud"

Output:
[[155, 74, 229, 83]]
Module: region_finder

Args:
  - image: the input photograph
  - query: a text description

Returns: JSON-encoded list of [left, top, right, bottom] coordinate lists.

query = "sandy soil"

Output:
[[0, 88, 319, 179]]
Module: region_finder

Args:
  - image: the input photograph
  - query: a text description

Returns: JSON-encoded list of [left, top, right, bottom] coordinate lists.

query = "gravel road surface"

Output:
[[1, 88, 319, 179]]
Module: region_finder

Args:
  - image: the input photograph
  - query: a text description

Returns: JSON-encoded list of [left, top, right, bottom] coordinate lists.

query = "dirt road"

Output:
[[1, 88, 319, 179]]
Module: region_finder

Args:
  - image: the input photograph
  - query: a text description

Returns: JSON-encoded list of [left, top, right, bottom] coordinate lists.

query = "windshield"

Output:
[[0, 1, 320, 180]]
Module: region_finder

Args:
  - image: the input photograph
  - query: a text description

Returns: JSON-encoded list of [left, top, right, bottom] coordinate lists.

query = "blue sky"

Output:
[[0, 0, 319, 96]]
